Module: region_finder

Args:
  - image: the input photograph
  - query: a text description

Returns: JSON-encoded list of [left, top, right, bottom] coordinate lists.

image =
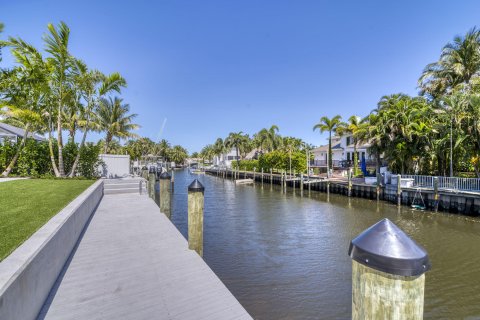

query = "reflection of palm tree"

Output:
[[313, 115, 342, 172]]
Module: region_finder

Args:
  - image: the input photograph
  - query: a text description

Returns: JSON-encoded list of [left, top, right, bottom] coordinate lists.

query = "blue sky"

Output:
[[2, 0, 480, 153]]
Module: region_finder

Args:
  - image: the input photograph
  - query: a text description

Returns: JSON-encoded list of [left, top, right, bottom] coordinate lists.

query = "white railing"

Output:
[[401, 175, 480, 192]]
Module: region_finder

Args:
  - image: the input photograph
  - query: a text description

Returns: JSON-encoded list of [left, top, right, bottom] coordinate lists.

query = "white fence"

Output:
[[402, 175, 480, 192]]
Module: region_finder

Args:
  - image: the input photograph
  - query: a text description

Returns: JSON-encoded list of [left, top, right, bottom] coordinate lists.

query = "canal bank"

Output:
[[205, 168, 480, 216]]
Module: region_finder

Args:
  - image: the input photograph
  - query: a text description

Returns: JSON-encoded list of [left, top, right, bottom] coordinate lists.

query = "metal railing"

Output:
[[401, 174, 480, 192]]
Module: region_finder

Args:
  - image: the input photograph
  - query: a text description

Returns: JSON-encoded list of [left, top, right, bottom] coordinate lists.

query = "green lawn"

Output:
[[0, 179, 95, 261]]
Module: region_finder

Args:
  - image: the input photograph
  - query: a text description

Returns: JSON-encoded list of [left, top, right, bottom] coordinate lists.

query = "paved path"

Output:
[[38, 193, 252, 320]]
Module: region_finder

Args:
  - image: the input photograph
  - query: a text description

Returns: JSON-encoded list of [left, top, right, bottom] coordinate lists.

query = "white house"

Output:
[[311, 134, 374, 169], [213, 148, 240, 168]]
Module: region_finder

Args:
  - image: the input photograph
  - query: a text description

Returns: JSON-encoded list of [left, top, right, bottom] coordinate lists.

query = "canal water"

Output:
[[170, 169, 480, 319]]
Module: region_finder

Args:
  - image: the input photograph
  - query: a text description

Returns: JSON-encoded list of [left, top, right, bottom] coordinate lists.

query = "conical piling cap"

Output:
[[148, 166, 156, 174], [348, 218, 431, 276], [188, 179, 204, 192], [159, 171, 171, 180], [142, 166, 148, 171]]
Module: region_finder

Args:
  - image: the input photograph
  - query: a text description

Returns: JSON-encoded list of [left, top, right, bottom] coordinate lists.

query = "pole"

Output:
[[253, 167, 256, 181], [159, 171, 172, 218], [397, 174, 402, 207], [148, 167, 156, 199], [188, 179, 205, 257], [270, 168, 273, 186], [171, 170, 175, 192], [349, 219, 430, 319], [348, 168, 352, 197], [433, 177, 439, 212], [154, 174, 160, 206], [261, 168, 264, 184], [376, 172, 381, 201], [450, 117, 453, 177]]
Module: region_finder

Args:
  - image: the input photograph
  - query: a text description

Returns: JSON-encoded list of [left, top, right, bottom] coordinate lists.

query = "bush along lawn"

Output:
[[0, 179, 95, 261]]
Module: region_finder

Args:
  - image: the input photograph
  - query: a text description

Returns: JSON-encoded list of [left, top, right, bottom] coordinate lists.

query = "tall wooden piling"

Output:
[[300, 173, 304, 192], [261, 168, 264, 184], [154, 174, 160, 206], [148, 167, 156, 199], [253, 167, 256, 181], [171, 170, 175, 192], [397, 174, 402, 206], [433, 177, 439, 212], [188, 179, 205, 257], [141, 166, 148, 180], [270, 168, 273, 186], [159, 171, 172, 218], [349, 218, 430, 320]]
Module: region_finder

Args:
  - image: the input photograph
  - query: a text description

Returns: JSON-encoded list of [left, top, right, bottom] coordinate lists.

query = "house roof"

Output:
[[312, 145, 328, 152], [0, 122, 45, 141], [332, 143, 343, 150]]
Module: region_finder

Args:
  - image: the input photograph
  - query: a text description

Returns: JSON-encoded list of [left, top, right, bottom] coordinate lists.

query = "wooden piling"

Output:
[[376, 173, 382, 201], [270, 168, 273, 186], [349, 218, 430, 320], [261, 168, 264, 184], [253, 167, 256, 181], [188, 179, 205, 257], [154, 175, 160, 206], [300, 173, 304, 192], [148, 167, 156, 199], [171, 170, 175, 192], [433, 177, 439, 212], [397, 174, 402, 206], [159, 172, 172, 218]]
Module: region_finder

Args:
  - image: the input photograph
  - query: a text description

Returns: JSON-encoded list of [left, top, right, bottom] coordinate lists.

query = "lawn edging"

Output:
[[0, 179, 103, 320]]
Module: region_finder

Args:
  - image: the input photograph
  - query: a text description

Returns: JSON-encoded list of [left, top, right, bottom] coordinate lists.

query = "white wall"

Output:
[[99, 154, 131, 178]]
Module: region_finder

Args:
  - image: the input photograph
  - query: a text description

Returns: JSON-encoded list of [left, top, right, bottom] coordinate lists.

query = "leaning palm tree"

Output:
[[313, 115, 342, 172], [94, 96, 139, 154], [418, 27, 480, 97], [337, 115, 361, 175]]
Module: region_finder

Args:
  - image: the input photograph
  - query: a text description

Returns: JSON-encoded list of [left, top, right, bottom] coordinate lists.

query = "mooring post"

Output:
[[261, 168, 264, 184], [348, 168, 352, 197], [148, 167, 156, 199], [283, 170, 287, 191], [141, 166, 148, 180], [154, 173, 160, 206], [139, 180, 143, 195], [300, 173, 304, 191], [270, 168, 273, 185], [188, 179, 205, 257], [171, 170, 175, 192], [159, 171, 172, 217], [327, 179, 330, 195], [433, 177, 439, 212], [253, 167, 256, 181], [348, 218, 431, 320], [376, 172, 382, 201], [397, 174, 402, 206]]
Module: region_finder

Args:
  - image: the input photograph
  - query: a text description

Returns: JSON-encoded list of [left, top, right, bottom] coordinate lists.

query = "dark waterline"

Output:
[[170, 169, 480, 319]]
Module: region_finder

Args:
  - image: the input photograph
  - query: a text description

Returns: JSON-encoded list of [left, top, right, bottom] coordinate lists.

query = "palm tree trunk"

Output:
[[353, 141, 358, 176], [375, 152, 381, 175], [1, 124, 30, 177], [47, 118, 60, 177], [328, 131, 332, 172], [57, 104, 65, 177], [68, 126, 89, 177], [104, 133, 112, 154]]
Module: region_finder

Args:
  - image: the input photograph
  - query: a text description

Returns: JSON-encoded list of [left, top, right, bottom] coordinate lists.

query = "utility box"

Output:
[[98, 154, 131, 178]]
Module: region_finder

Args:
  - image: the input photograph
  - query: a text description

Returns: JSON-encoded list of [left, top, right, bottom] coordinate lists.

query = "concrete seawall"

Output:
[[206, 169, 480, 216], [0, 180, 103, 320]]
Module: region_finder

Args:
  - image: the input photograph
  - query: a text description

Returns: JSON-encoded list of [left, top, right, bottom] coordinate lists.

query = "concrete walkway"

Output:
[[38, 193, 251, 320]]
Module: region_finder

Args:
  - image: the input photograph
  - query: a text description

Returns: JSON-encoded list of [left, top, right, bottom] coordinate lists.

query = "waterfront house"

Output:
[[0, 122, 45, 144], [311, 134, 374, 169], [213, 148, 240, 168]]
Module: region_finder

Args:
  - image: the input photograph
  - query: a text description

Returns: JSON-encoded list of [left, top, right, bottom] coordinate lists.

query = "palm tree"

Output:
[[337, 115, 361, 175], [225, 132, 249, 163], [213, 138, 227, 165], [0, 22, 4, 62], [169, 145, 188, 164], [95, 96, 139, 154], [44, 21, 72, 177], [68, 59, 126, 176], [313, 115, 342, 172], [0, 38, 49, 177], [419, 27, 480, 98], [156, 139, 171, 160]]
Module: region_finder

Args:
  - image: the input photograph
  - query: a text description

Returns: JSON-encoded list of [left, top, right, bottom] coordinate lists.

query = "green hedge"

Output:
[[232, 150, 307, 173]]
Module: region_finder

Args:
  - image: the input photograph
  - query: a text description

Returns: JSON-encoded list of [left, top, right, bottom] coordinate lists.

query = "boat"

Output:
[[235, 179, 254, 185]]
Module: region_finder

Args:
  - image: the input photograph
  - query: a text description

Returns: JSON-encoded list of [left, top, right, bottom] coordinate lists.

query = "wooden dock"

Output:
[[38, 192, 252, 320]]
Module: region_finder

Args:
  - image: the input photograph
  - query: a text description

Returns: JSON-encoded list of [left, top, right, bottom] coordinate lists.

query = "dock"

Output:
[[38, 190, 252, 319]]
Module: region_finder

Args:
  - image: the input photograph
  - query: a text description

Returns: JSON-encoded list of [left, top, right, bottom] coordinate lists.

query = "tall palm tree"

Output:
[[225, 131, 249, 162], [95, 96, 139, 154], [0, 22, 4, 62], [419, 27, 480, 98], [68, 59, 126, 176], [337, 115, 361, 175], [213, 138, 227, 164], [44, 21, 72, 177], [169, 145, 188, 164], [313, 115, 342, 172], [156, 139, 171, 160]]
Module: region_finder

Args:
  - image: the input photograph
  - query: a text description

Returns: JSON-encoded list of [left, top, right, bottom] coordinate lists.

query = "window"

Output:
[[346, 136, 351, 146]]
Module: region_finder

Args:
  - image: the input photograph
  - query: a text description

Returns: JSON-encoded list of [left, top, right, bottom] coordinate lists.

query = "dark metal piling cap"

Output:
[[142, 166, 148, 171], [188, 179, 205, 192], [348, 218, 431, 276], [149, 167, 156, 174], [159, 171, 171, 180]]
